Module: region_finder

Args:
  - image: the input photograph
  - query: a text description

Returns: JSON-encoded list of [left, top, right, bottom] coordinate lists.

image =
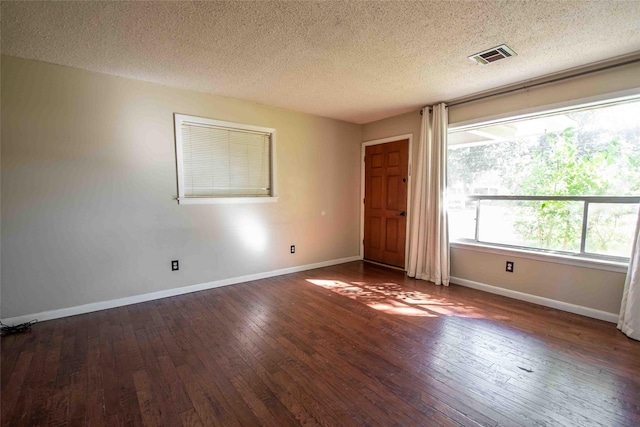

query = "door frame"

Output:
[[360, 134, 413, 270]]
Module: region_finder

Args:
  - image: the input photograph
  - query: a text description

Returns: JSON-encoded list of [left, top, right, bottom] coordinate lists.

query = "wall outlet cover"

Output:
[[506, 261, 514, 272]]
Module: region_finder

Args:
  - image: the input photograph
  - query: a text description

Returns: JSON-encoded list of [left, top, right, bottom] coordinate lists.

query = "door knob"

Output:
[[399, 211, 406, 216]]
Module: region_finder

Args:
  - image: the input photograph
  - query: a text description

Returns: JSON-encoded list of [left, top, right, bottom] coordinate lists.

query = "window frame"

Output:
[[174, 114, 278, 205], [447, 92, 640, 267], [458, 195, 640, 263]]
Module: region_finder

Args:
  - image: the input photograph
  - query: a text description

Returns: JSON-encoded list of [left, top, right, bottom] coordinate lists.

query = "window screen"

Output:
[[175, 114, 275, 203]]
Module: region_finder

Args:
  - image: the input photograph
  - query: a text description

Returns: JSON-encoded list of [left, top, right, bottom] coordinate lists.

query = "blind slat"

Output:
[[181, 121, 271, 198]]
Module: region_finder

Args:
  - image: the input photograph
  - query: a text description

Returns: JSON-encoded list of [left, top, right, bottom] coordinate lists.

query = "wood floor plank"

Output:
[[3, 350, 34, 427], [132, 369, 166, 427], [2, 261, 640, 426], [231, 281, 474, 426], [247, 277, 516, 426], [179, 408, 204, 427]]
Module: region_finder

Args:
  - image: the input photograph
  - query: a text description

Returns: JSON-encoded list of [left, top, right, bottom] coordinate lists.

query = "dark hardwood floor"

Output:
[[2, 261, 640, 426]]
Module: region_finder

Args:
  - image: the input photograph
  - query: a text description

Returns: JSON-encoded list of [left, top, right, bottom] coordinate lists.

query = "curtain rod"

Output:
[[420, 56, 640, 115]]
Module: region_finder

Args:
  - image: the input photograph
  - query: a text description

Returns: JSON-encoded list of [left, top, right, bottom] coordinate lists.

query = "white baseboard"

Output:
[[451, 276, 619, 323], [1, 256, 362, 325]]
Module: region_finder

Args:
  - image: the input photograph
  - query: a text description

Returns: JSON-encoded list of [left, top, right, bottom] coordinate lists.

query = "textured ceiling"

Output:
[[2, 1, 640, 124]]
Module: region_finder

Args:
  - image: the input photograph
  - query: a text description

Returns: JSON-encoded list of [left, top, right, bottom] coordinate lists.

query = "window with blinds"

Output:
[[174, 114, 276, 204]]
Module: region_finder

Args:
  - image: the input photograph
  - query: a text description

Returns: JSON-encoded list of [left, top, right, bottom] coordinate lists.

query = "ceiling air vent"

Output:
[[468, 44, 517, 65]]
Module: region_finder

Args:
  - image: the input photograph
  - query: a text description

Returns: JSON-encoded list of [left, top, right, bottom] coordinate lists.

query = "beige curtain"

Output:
[[618, 210, 640, 340], [407, 103, 450, 285]]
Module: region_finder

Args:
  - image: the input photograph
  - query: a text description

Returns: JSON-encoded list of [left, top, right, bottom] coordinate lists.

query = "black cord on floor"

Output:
[[0, 320, 37, 336]]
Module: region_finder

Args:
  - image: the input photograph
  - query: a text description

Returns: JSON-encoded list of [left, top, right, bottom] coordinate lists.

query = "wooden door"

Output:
[[364, 139, 409, 268]]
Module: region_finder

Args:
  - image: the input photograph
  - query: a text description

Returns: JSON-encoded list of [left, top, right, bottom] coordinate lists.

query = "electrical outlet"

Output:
[[290, 245, 296, 254], [506, 261, 514, 272], [171, 260, 179, 271]]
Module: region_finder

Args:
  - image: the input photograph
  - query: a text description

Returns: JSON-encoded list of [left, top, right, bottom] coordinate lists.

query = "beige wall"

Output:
[[362, 110, 421, 145], [1, 56, 362, 318], [451, 248, 625, 315], [361, 61, 640, 316]]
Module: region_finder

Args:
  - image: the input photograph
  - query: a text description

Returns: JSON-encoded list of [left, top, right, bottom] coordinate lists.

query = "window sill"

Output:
[[450, 241, 629, 273], [178, 196, 279, 205]]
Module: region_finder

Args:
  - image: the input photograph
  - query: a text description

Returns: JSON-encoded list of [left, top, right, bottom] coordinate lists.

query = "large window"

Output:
[[448, 97, 640, 261], [174, 114, 276, 204]]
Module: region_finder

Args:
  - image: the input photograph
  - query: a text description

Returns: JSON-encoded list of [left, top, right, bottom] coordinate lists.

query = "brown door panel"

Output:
[[364, 139, 409, 268]]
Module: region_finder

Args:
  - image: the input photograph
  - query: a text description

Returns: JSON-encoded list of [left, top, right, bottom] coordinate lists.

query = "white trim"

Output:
[[362, 134, 414, 146], [176, 115, 276, 134], [450, 241, 628, 273], [360, 134, 413, 269], [270, 129, 278, 199], [448, 89, 640, 130], [451, 276, 619, 323], [174, 114, 278, 203], [1, 256, 362, 326], [178, 196, 279, 205]]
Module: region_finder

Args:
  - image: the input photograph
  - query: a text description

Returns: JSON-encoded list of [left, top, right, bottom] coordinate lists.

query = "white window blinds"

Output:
[[175, 115, 275, 201]]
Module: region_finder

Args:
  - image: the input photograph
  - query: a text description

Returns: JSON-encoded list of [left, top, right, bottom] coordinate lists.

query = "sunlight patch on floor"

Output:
[[306, 279, 485, 318]]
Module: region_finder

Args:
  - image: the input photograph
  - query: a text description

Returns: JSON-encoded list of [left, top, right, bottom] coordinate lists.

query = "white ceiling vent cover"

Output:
[[468, 45, 517, 65]]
